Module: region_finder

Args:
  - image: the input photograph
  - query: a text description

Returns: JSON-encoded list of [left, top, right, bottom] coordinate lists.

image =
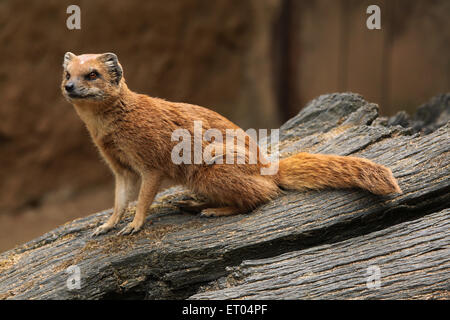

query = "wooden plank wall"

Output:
[[279, 0, 450, 117]]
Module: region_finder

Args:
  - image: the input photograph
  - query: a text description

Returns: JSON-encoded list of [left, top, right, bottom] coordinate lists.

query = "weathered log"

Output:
[[0, 93, 448, 300], [191, 208, 450, 300]]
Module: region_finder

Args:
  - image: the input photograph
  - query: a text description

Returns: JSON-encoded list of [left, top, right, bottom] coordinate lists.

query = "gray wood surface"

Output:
[[191, 209, 450, 300], [0, 93, 448, 300]]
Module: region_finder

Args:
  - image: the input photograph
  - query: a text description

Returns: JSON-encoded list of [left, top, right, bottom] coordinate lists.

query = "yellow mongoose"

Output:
[[61, 52, 402, 236]]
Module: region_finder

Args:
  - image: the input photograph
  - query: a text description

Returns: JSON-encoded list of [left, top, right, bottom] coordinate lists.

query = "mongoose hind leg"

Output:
[[176, 199, 215, 213], [200, 206, 248, 218], [192, 165, 280, 219]]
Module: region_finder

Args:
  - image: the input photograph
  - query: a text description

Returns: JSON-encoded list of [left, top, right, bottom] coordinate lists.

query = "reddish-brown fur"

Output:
[[61, 52, 401, 236]]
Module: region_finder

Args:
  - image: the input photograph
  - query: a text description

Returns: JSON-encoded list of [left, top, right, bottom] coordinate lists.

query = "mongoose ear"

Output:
[[63, 52, 76, 69], [99, 53, 123, 85]]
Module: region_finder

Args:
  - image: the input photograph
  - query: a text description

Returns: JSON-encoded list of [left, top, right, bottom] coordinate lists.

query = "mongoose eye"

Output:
[[88, 72, 98, 80], [65, 72, 70, 80]]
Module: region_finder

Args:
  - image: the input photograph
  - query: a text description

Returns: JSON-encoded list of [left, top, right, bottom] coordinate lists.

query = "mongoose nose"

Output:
[[65, 82, 74, 92]]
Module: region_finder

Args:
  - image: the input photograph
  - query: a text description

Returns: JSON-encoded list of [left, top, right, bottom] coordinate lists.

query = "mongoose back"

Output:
[[61, 52, 402, 236]]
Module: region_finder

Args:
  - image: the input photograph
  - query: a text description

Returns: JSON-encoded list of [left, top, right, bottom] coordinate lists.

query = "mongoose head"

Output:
[[61, 52, 123, 104]]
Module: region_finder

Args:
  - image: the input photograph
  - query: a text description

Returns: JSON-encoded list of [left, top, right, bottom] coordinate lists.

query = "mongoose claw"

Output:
[[92, 223, 114, 237], [200, 209, 216, 218], [117, 223, 142, 236]]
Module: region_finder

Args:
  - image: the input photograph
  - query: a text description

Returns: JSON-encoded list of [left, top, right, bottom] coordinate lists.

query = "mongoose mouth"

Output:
[[67, 92, 97, 99]]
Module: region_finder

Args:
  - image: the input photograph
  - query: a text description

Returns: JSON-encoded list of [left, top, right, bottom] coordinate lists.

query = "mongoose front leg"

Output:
[[92, 171, 139, 236], [118, 170, 161, 235]]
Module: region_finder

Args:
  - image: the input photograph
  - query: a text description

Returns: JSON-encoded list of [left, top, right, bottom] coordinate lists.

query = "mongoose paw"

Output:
[[200, 206, 245, 218], [176, 200, 210, 213], [200, 208, 231, 218], [117, 222, 142, 236], [92, 223, 114, 237], [200, 208, 217, 218]]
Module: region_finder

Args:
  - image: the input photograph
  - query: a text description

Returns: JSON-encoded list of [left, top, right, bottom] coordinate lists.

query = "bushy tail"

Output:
[[277, 153, 402, 195]]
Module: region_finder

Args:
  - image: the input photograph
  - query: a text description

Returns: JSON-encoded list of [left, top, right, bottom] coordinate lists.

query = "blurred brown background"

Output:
[[0, 0, 449, 252]]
